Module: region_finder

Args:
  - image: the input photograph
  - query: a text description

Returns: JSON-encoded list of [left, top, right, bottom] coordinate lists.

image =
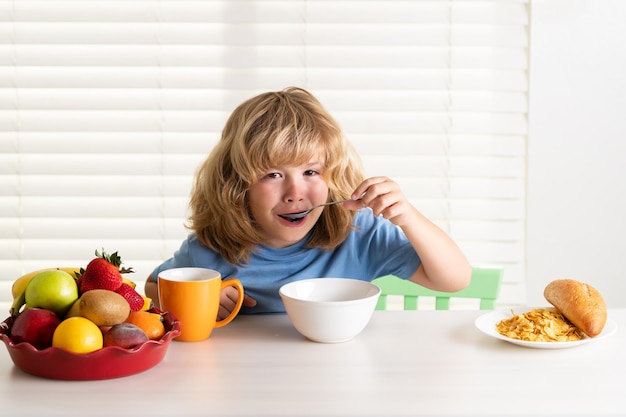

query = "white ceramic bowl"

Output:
[[279, 278, 381, 343]]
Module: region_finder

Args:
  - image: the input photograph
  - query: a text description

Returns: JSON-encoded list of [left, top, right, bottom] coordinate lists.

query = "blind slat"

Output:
[[0, 45, 528, 69], [2, 23, 528, 47], [0, 68, 528, 90]]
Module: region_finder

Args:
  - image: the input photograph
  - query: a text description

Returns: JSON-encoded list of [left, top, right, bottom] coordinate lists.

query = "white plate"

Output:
[[475, 307, 618, 349]]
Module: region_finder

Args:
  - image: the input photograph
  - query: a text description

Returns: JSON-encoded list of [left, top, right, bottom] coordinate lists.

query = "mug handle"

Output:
[[215, 278, 245, 328]]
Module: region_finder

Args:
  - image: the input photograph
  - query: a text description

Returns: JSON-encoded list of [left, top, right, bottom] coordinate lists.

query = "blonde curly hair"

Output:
[[187, 87, 364, 265]]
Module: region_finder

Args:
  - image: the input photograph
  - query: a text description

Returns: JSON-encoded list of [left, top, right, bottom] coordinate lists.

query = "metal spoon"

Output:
[[280, 198, 353, 220]]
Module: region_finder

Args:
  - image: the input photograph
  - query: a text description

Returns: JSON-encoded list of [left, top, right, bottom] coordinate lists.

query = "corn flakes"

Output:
[[496, 308, 584, 342]]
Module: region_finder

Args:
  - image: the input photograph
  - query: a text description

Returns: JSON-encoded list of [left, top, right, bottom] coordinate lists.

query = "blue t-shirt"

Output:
[[151, 209, 421, 314]]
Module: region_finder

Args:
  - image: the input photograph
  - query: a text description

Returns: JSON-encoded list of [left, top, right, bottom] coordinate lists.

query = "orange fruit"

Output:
[[52, 317, 103, 354], [125, 311, 165, 340]]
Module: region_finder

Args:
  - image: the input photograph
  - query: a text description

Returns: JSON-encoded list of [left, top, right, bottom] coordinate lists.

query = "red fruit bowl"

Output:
[[0, 308, 180, 380]]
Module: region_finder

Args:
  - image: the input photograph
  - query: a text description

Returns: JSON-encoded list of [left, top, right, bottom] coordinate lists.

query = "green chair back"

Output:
[[372, 266, 503, 310]]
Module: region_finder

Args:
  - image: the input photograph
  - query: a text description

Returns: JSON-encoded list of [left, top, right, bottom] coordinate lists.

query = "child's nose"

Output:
[[283, 178, 305, 202]]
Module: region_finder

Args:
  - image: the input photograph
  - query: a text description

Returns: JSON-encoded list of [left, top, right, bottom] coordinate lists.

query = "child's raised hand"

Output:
[[345, 176, 417, 228]]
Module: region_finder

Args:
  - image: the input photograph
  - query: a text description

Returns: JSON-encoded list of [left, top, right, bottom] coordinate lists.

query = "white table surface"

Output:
[[1, 308, 624, 417]]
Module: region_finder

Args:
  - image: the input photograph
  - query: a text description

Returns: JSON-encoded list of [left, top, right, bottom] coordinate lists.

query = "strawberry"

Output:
[[116, 283, 145, 312], [79, 249, 133, 293]]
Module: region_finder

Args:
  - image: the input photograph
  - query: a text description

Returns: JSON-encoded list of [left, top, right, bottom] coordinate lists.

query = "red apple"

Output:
[[10, 308, 61, 350]]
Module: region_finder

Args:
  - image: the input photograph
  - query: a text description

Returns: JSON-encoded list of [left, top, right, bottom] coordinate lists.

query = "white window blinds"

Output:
[[0, 0, 529, 306]]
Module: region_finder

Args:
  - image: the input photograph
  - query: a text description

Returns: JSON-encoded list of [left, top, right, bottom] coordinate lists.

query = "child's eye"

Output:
[[304, 170, 319, 176], [265, 172, 281, 179]]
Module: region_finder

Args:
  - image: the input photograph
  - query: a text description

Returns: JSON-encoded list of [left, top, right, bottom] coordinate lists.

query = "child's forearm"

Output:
[[403, 208, 471, 292]]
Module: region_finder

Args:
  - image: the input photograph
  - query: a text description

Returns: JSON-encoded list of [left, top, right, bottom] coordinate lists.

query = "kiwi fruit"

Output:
[[78, 289, 131, 327]]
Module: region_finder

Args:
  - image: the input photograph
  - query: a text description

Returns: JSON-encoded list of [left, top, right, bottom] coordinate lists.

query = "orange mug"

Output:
[[157, 267, 244, 342]]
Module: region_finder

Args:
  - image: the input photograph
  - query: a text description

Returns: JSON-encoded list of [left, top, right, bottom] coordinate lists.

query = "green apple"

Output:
[[25, 270, 79, 316]]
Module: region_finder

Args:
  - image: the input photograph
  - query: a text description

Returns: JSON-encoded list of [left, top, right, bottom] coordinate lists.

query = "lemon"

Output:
[[122, 276, 136, 289], [140, 295, 153, 311], [52, 317, 103, 354]]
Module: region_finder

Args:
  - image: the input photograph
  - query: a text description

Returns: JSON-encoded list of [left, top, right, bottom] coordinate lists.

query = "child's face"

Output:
[[248, 159, 329, 248]]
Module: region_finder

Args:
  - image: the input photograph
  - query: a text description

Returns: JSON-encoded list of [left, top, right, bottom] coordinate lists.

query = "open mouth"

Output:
[[279, 213, 306, 223]]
